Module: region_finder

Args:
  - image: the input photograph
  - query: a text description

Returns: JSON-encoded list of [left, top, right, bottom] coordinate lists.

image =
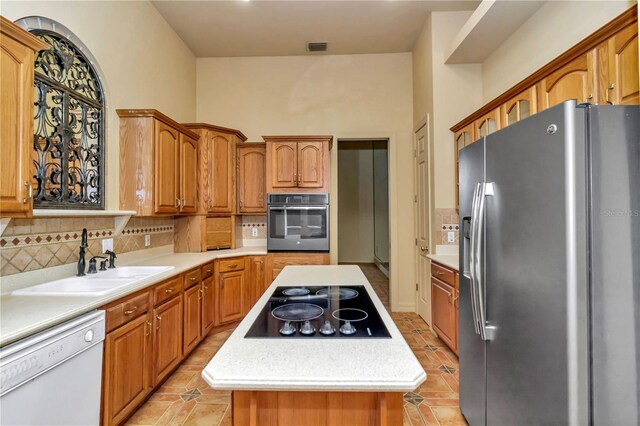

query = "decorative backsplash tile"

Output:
[[434, 208, 460, 245], [0, 217, 173, 277], [241, 215, 267, 239]]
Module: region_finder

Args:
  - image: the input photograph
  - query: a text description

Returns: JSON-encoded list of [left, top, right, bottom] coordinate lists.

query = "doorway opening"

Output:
[[337, 140, 390, 295]]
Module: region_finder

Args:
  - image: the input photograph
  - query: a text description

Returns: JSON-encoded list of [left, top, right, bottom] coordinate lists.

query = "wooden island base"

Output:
[[232, 390, 404, 426]]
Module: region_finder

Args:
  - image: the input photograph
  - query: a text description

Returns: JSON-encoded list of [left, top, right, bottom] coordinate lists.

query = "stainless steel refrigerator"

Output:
[[458, 100, 639, 425]]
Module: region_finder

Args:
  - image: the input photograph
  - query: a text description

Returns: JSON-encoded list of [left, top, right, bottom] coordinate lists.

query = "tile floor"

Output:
[[126, 264, 466, 426]]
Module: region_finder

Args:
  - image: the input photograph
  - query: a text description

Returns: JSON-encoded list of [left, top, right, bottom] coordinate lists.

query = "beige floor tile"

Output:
[[182, 403, 228, 426], [126, 401, 173, 425], [430, 406, 468, 425]]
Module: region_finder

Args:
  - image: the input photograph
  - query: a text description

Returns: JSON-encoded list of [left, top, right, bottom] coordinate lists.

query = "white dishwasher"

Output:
[[0, 310, 105, 426]]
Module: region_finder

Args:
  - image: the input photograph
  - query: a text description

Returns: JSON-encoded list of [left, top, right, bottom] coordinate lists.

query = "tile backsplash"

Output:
[[241, 215, 267, 239], [434, 208, 460, 245], [0, 217, 173, 277]]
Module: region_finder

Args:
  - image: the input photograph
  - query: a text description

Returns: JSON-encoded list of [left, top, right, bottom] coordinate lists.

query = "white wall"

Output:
[[482, 0, 636, 102], [412, 12, 483, 212], [2, 1, 197, 209], [337, 142, 375, 264], [196, 53, 416, 310]]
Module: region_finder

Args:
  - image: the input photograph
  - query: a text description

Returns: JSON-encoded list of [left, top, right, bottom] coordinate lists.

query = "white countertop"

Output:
[[0, 246, 267, 347], [427, 254, 459, 271], [201, 265, 427, 392]]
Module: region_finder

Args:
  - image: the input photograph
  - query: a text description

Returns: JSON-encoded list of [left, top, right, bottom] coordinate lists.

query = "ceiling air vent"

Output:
[[307, 41, 328, 52]]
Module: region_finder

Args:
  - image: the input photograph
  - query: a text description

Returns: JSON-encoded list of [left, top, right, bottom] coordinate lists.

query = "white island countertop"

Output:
[[201, 265, 426, 392], [0, 246, 267, 347]]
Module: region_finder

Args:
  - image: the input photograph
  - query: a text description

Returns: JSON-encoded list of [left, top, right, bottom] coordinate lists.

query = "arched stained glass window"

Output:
[[30, 28, 105, 208]]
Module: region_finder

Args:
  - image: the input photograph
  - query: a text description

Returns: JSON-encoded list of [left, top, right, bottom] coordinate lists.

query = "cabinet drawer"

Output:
[[153, 276, 182, 306], [431, 262, 455, 287], [218, 257, 245, 273], [201, 262, 215, 279], [183, 268, 202, 289], [105, 292, 150, 333]]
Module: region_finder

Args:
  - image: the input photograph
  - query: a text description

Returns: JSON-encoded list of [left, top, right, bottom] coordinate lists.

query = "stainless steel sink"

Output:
[[12, 266, 175, 297]]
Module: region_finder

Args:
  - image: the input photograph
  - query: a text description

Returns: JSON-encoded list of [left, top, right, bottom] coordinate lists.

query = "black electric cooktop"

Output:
[[244, 285, 391, 339]]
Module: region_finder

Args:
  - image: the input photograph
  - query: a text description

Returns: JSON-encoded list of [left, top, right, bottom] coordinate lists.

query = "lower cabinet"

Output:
[[217, 269, 246, 325], [102, 313, 152, 426], [183, 283, 202, 355], [248, 256, 266, 308], [266, 252, 330, 284], [201, 275, 216, 336], [153, 296, 183, 385], [430, 261, 459, 355]]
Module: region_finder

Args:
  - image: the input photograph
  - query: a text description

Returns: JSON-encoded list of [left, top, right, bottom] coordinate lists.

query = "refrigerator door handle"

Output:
[[476, 182, 497, 341], [469, 183, 482, 335]]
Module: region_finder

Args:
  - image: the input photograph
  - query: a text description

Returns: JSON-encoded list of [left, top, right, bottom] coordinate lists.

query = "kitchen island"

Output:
[[201, 265, 426, 425]]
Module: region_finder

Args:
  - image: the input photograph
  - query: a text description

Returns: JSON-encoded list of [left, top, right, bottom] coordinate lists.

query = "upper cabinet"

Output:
[[237, 144, 266, 214], [264, 136, 333, 193], [117, 110, 201, 216], [474, 108, 501, 138], [451, 7, 638, 211], [598, 22, 639, 105], [0, 17, 49, 218], [539, 50, 597, 109], [501, 87, 538, 127], [183, 123, 247, 215]]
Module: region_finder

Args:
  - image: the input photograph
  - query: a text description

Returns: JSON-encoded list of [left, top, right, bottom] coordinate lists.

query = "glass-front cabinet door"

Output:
[[502, 87, 538, 127]]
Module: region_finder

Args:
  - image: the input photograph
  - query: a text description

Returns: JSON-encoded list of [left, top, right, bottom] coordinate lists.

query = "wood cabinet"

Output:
[[117, 110, 201, 216], [153, 295, 183, 385], [454, 124, 475, 212], [173, 215, 240, 252], [201, 275, 216, 336], [598, 22, 639, 105], [501, 87, 538, 127], [102, 304, 152, 426], [248, 255, 267, 309], [266, 252, 331, 284], [102, 290, 157, 426], [539, 50, 597, 108], [216, 268, 246, 325], [0, 17, 49, 218], [183, 282, 202, 355], [179, 134, 198, 213], [474, 108, 501, 138], [451, 8, 638, 212], [183, 123, 247, 215], [430, 262, 459, 355], [237, 143, 266, 214], [264, 136, 333, 193]]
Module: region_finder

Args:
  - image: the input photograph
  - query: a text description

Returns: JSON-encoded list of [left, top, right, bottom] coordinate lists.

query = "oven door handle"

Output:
[[278, 206, 328, 211]]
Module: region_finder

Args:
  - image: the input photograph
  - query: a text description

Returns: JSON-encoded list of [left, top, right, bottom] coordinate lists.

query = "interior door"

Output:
[[484, 101, 588, 425], [414, 121, 431, 324]]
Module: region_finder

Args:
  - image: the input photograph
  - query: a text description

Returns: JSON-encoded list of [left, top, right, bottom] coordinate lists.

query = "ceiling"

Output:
[[152, 1, 481, 57]]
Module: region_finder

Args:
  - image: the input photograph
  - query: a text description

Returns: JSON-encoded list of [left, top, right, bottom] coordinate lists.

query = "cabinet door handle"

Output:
[[227, 264, 238, 269], [176, 198, 181, 209], [205, 269, 212, 275], [190, 276, 197, 281], [239, 200, 244, 208], [23, 181, 32, 203], [124, 306, 138, 315], [156, 315, 162, 330], [165, 288, 174, 294], [605, 83, 615, 105], [145, 321, 152, 337]]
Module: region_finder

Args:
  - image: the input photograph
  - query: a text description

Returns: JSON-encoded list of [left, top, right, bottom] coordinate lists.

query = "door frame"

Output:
[[332, 133, 402, 310], [413, 115, 435, 324]]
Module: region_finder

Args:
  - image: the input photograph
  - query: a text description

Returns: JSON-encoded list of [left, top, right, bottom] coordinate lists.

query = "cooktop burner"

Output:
[[245, 286, 391, 339]]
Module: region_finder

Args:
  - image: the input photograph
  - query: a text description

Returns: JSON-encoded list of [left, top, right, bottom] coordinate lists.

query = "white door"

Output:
[[414, 119, 431, 325]]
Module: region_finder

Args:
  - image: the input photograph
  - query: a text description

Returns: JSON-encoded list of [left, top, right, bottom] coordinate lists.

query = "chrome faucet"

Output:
[[77, 228, 88, 277]]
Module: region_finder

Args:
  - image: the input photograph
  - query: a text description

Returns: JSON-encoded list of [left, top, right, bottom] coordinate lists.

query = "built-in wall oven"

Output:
[[267, 193, 329, 252]]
